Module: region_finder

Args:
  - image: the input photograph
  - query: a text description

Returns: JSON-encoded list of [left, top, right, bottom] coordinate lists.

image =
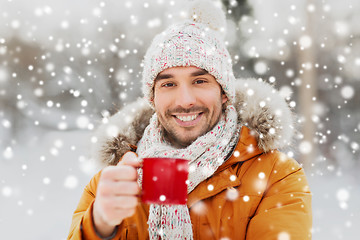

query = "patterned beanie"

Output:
[[141, 0, 236, 106]]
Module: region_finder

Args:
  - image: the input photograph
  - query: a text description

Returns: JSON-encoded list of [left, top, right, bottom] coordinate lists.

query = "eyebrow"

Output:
[[155, 73, 174, 81], [191, 69, 209, 77], [155, 69, 209, 81]]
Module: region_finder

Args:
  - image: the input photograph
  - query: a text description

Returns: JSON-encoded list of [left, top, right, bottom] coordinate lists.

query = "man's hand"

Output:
[[93, 152, 141, 237]]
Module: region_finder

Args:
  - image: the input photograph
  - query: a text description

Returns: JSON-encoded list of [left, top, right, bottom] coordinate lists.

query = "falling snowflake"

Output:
[[43, 177, 51, 185], [64, 175, 79, 189], [226, 188, 239, 201], [258, 172, 265, 179], [254, 61, 268, 75], [299, 141, 312, 155], [76, 116, 90, 129], [340, 86, 355, 99], [278, 231, 290, 240], [233, 150, 240, 157], [2, 186, 13, 197], [3, 147, 13, 159], [106, 125, 120, 137]]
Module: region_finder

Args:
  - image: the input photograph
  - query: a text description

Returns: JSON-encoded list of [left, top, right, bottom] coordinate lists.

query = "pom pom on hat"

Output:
[[189, 0, 227, 34]]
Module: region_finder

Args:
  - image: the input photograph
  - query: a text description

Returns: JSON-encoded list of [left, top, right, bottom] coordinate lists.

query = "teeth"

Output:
[[176, 114, 198, 122]]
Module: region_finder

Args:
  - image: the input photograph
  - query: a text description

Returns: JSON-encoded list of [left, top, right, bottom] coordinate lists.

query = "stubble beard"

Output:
[[158, 106, 222, 149]]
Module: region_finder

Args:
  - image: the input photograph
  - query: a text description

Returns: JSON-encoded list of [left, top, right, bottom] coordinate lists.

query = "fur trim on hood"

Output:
[[92, 79, 295, 166]]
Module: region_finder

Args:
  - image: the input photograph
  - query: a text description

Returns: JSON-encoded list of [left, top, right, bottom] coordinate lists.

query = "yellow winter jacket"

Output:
[[67, 126, 312, 240]]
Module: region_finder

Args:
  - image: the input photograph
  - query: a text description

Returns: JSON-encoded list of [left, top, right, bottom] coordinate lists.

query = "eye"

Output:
[[194, 79, 207, 84], [161, 82, 175, 88]]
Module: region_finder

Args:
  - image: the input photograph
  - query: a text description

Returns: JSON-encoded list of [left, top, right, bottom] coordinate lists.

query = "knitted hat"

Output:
[[141, 0, 236, 106]]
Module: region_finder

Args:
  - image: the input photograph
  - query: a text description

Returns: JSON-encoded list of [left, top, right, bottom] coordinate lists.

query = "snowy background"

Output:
[[0, 0, 359, 239]]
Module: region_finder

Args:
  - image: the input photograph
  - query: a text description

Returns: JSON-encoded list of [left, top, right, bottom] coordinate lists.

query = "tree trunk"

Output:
[[297, 0, 318, 170]]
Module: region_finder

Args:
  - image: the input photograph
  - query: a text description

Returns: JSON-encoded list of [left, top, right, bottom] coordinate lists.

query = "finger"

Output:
[[100, 181, 140, 196], [115, 181, 140, 196], [101, 165, 138, 181], [102, 208, 136, 226], [121, 208, 136, 218], [112, 208, 136, 220], [106, 196, 139, 209], [118, 151, 142, 168], [118, 208, 136, 219]]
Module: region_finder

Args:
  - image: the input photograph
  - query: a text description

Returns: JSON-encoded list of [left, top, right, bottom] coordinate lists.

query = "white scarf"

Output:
[[136, 105, 240, 239]]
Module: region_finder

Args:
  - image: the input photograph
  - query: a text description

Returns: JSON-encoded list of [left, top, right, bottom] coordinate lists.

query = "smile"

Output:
[[175, 114, 198, 122], [172, 112, 203, 127]]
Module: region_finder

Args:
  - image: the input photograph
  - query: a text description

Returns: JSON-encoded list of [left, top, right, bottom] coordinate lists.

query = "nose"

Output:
[[175, 84, 196, 108]]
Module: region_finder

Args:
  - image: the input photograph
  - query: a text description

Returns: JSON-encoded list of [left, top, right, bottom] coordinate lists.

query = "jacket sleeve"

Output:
[[246, 155, 312, 240], [66, 170, 126, 240]]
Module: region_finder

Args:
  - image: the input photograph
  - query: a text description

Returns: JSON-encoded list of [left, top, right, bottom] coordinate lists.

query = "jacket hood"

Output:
[[91, 79, 295, 166]]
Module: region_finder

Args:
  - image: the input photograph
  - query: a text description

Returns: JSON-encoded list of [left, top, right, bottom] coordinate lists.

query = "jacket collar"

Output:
[[91, 79, 295, 166]]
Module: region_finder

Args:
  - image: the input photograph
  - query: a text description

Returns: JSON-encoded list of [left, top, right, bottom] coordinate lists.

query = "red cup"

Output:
[[141, 158, 189, 205]]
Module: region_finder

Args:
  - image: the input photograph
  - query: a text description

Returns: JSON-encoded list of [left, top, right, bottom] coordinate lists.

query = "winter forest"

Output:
[[0, 0, 359, 239]]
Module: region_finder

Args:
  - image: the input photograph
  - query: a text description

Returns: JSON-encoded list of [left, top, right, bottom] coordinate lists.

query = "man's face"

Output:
[[153, 66, 228, 148]]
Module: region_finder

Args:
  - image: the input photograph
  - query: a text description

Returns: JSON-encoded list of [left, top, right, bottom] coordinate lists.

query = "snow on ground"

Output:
[[309, 170, 360, 239], [1, 130, 359, 239], [0, 130, 99, 239]]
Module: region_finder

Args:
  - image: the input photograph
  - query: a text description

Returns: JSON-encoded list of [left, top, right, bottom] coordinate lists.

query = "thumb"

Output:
[[117, 151, 142, 168]]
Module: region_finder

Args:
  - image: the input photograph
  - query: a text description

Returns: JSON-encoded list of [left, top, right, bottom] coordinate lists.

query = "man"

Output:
[[67, 1, 312, 239]]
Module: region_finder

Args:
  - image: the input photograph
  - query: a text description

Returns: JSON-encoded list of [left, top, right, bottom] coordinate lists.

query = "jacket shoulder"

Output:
[[244, 152, 312, 239], [238, 150, 310, 196], [264, 151, 308, 190]]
